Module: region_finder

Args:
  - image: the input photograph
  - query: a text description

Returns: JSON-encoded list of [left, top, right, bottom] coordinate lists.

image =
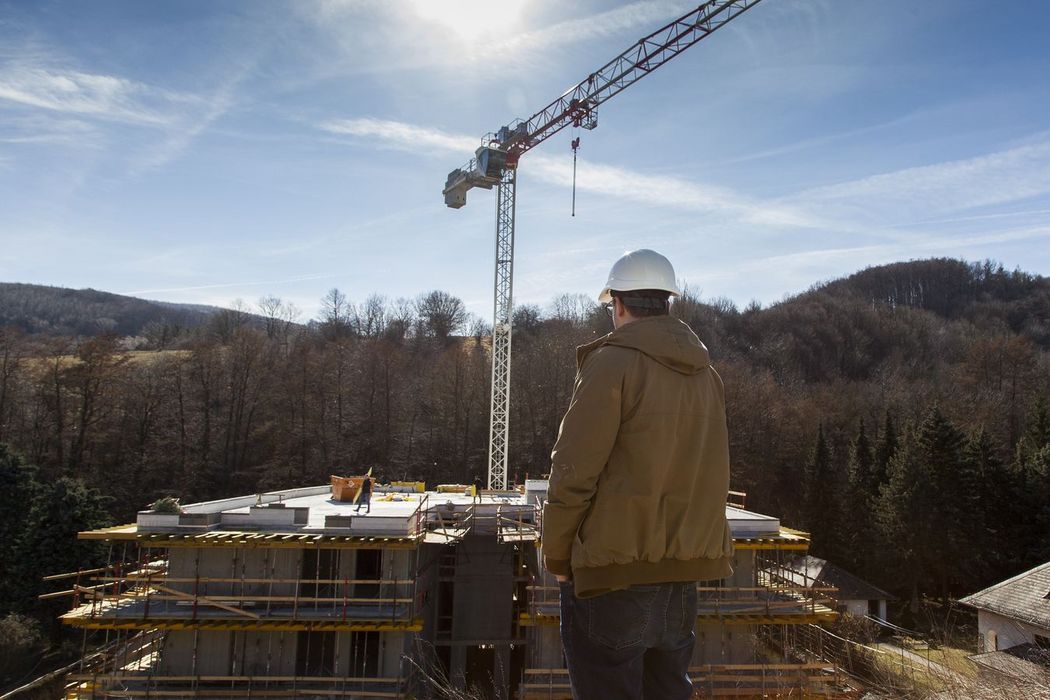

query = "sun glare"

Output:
[[410, 0, 526, 42]]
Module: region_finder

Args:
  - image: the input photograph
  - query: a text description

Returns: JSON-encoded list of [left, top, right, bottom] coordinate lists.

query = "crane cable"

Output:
[[570, 130, 580, 217]]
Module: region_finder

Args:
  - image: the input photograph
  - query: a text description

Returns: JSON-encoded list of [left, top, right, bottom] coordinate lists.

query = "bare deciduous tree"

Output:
[[415, 290, 467, 340], [320, 288, 354, 339]]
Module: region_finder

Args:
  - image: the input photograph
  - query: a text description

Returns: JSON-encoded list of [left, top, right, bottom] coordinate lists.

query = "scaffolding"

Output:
[[52, 535, 419, 699], [46, 484, 851, 700]]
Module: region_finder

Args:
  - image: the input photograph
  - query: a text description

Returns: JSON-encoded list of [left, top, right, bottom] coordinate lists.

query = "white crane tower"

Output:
[[443, 0, 766, 490]]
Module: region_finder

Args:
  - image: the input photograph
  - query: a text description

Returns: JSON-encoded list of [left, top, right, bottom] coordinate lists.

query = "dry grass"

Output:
[[869, 646, 1049, 699], [926, 646, 978, 679]]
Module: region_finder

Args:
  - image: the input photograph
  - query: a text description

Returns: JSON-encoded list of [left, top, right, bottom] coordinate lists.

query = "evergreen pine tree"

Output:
[[1022, 445, 1050, 566], [0, 444, 38, 615], [963, 428, 1011, 586], [803, 425, 845, 560], [1015, 398, 1050, 466], [15, 477, 112, 636], [1012, 400, 1050, 570], [843, 420, 875, 574], [876, 424, 924, 609], [873, 411, 898, 488], [876, 408, 970, 607], [915, 407, 968, 602]]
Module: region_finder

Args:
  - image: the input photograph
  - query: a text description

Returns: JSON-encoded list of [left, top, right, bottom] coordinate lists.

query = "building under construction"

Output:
[[53, 479, 852, 699]]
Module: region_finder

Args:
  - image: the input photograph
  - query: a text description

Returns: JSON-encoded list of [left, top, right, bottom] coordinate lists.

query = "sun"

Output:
[[409, 0, 526, 42]]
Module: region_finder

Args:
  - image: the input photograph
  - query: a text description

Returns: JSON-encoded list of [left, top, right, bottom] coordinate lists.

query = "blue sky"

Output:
[[2, 0, 1049, 322]]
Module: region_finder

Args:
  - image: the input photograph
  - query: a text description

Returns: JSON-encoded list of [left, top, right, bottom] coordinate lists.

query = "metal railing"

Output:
[[65, 674, 408, 699], [523, 582, 837, 621], [520, 663, 855, 699], [65, 572, 418, 626]]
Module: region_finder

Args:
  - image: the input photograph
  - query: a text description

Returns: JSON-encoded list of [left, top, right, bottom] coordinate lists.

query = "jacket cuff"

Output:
[[544, 557, 572, 577]]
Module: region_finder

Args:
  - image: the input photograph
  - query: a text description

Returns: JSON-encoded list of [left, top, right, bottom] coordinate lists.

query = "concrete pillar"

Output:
[[495, 645, 511, 700], [450, 645, 467, 688]]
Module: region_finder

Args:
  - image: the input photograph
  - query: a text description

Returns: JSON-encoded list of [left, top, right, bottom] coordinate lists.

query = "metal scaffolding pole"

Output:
[[487, 167, 516, 490]]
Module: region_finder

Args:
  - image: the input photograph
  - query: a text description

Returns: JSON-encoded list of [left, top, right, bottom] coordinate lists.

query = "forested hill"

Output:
[[0, 258, 1047, 615], [0, 282, 247, 338], [815, 258, 1050, 342], [675, 259, 1050, 389]]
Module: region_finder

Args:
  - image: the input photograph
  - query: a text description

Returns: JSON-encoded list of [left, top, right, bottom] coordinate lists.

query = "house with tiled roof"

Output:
[[960, 561, 1050, 653], [775, 554, 896, 621]]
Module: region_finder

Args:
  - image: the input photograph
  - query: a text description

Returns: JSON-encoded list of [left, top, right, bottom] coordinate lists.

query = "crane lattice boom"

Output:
[[442, 0, 766, 489], [506, 0, 763, 161]]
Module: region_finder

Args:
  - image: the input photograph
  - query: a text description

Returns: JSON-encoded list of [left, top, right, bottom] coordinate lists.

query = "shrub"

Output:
[[150, 496, 182, 514], [0, 613, 45, 682]]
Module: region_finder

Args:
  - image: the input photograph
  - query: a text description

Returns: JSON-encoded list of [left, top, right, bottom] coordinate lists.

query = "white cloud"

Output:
[[714, 224, 1050, 282], [300, 1, 693, 79], [528, 154, 819, 228], [129, 84, 237, 173], [0, 50, 252, 174], [793, 139, 1050, 224], [314, 116, 1050, 306], [320, 117, 477, 153], [0, 64, 181, 124], [493, 2, 691, 55], [0, 114, 100, 147], [320, 116, 823, 227], [122, 272, 341, 296]]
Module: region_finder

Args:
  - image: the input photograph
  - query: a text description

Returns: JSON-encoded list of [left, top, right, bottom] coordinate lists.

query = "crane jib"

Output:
[[514, 0, 763, 158]]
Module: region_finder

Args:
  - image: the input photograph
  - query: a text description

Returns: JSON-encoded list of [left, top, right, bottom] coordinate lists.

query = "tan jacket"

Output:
[[543, 316, 733, 597]]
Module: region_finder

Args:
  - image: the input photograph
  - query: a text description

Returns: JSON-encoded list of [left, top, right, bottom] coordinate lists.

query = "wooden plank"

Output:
[[690, 663, 833, 671], [152, 584, 260, 619], [125, 593, 412, 604], [89, 692, 398, 698], [39, 582, 110, 600], [71, 675, 401, 682], [42, 566, 113, 581], [101, 576, 412, 585]]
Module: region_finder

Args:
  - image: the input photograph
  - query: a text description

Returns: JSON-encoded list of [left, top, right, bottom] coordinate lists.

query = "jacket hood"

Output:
[[578, 316, 711, 375]]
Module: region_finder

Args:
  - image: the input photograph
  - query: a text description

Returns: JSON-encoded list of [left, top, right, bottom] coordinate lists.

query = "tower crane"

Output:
[[443, 0, 766, 490]]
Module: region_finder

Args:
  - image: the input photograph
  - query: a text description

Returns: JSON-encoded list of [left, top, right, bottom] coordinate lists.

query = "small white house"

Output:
[[779, 555, 895, 621], [960, 561, 1050, 653]]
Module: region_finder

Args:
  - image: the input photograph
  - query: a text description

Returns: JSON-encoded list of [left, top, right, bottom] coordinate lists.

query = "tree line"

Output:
[[0, 258, 1046, 622]]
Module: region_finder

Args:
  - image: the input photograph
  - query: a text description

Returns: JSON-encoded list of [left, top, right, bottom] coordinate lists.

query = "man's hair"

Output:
[[613, 289, 670, 317]]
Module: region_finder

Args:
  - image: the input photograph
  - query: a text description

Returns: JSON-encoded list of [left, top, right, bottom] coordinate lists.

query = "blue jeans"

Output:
[[559, 580, 697, 700]]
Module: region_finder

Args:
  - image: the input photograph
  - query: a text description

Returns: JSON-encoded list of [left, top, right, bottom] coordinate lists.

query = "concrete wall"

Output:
[[157, 630, 195, 674], [726, 549, 756, 590], [843, 599, 868, 617], [528, 625, 564, 669], [385, 549, 414, 580], [230, 631, 297, 675], [451, 535, 514, 641], [977, 610, 1049, 652], [332, 630, 408, 676], [692, 622, 755, 664], [157, 630, 232, 675], [166, 546, 300, 596], [381, 632, 408, 675]]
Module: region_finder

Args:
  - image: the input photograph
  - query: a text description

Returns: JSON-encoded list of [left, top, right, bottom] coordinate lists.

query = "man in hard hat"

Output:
[[543, 249, 733, 700]]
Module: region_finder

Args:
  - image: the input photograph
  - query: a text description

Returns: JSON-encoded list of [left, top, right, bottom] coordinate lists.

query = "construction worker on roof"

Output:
[[355, 476, 372, 514], [543, 248, 734, 700]]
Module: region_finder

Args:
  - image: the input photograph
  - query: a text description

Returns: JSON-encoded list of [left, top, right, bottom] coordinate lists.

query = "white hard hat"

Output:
[[598, 249, 681, 303]]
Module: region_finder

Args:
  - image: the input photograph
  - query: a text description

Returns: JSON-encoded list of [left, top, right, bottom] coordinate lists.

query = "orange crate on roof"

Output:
[[330, 475, 367, 502]]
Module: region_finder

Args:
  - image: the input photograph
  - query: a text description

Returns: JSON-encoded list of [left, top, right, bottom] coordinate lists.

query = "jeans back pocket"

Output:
[[581, 586, 660, 650]]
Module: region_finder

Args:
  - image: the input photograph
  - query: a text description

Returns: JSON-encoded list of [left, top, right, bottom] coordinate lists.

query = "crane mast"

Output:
[[443, 0, 766, 490]]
